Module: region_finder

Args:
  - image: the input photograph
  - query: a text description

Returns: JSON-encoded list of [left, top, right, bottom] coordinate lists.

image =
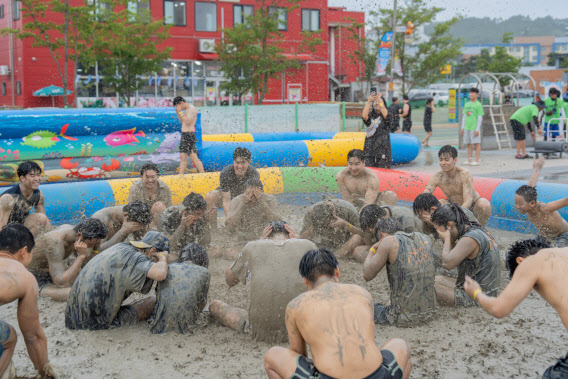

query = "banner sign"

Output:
[[377, 31, 393, 76]]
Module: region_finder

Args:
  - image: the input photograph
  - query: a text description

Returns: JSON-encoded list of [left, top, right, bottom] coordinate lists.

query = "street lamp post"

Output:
[[388, 0, 398, 102]]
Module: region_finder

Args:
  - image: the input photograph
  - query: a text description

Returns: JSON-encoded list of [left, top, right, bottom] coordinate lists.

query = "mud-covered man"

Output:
[[424, 145, 492, 226], [0, 161, 51, 237], [27, 218, 107, 302], [128, 163, 173, 228], [264, 249, 411, 379], [92, 201, 152, 251]]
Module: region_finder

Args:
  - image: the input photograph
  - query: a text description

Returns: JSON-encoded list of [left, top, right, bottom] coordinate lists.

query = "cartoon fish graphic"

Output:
[[104, 128, 145, 148], [21, 124, 78, 149]]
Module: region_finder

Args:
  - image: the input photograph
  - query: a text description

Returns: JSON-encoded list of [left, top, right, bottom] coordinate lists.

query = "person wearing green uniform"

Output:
[[541, 88, 565, 141], [460, 88, 485, 166], [510, 100, 546, 159]]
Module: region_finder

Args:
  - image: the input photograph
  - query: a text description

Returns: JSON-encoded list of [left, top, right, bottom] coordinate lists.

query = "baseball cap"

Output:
[[130, 231, 170, 252], [534, 100, 546, 108]]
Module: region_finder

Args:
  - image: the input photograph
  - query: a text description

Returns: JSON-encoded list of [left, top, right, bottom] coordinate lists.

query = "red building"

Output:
[[0, 0, 364, 108]]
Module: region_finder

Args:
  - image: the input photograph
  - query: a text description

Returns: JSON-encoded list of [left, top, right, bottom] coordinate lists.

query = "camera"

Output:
[[370, 87, 377, 95]]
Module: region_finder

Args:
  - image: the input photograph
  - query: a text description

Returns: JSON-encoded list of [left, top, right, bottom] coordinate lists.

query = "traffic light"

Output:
[[405, 21, 414, 35]]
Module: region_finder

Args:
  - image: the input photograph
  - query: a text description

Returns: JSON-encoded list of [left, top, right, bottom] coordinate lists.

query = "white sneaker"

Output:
[[470, 161, 480, 166], [463, 160, 470, 165]]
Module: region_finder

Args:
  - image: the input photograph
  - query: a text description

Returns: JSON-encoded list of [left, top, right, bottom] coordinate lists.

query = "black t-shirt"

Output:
[[65, 243, 154, 330], [219, 164, 260, 199], [424, 106, 433, 128], [362, 108, 392, 164]]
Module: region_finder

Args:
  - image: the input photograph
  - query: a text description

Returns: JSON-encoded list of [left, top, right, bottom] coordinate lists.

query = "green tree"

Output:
[[215, 0, 322, 104], [91, 4, 171, 106], [476, 33, 523, 86], [344, 19, 376, 98], [0, 0, 105, 107], [369, 0, 463, 94], [453, 55, 479, 79]]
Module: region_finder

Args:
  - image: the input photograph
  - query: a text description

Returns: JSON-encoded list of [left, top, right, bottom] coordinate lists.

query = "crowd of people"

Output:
[[1, 135, 568, 377]]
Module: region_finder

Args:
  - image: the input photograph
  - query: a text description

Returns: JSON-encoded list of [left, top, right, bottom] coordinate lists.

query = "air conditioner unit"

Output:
[[199, 39, 216, 53], [0, 66, 10, 76]]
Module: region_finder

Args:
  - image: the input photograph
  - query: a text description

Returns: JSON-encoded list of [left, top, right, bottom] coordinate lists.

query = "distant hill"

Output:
[[425, 16, 568, 44]]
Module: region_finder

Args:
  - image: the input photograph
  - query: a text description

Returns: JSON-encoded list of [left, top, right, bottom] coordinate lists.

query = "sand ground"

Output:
[[1, 201, 566, 379]]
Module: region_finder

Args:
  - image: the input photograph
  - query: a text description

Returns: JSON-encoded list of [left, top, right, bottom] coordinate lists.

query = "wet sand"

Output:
[[1, 202, 566, 378]]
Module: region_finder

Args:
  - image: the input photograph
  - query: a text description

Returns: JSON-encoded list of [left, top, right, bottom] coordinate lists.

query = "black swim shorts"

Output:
[[32, 271, 53, 293], [0, 320, 11, 358], [510, 119, 527, 141], [291, 350, 403, 379], [543, 352, 568, 378], [179, 132, 197, 154]]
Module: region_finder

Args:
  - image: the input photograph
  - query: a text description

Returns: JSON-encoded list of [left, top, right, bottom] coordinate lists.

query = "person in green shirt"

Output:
[[541, 88, 565, 141], [460, 88, 485, 166], [509, 100, 546, 159]]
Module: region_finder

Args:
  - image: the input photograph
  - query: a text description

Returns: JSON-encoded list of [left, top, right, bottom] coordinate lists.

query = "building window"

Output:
[[1, 83, 6, 96], [128, 0, 150, 22], [12, 1, 19, 21], [0, 5, 4, 19], [164, 0, 186, 26], [268, 7, 287, 31], [195, 2, 216, 32], [301, 9, 319, 31], [16, 81, 21, 95], [233, 4, 253, 26]]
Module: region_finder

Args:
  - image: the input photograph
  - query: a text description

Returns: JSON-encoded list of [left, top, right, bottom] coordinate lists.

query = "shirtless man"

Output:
[[0, 224, 54, 377], [92, 201, 152, 251], [363, 218, 438, 326], [210, 222, 316, 342], [128, 163, 173, 228], [204, 147, 260, 227], [514, 156, 568, 247], [224, 178, 282, 259], [173, 96, 204, 175], [424, 145, 492, 226], [26, 218, 107, 302], [264, 249, 411, 379], [0, 161, 50, 237], [463, 239, 568, 377], [336, 149, 397, 209]]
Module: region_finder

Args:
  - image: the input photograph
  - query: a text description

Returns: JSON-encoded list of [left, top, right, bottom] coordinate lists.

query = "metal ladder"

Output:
[[489, 104, 512, 150]]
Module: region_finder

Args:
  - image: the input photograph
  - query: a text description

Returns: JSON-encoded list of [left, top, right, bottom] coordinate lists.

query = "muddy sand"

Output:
[[1, 202, 565, 378]]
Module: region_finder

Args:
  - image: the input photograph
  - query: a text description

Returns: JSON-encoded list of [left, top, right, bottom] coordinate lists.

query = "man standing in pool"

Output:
[[173, 96, 204, 175]]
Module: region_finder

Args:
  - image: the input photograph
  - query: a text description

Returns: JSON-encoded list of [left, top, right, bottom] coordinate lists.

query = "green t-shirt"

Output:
[[510, 104, 540, 125], [463, 100, 485, 130], [543, 97, 564, 123]]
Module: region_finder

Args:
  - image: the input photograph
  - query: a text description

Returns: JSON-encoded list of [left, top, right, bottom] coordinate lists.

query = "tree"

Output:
[[91, 4, 171, 106], [369, 0, 463, 93], [547, 52, 568, 69], [344, 19, 376, 98], [453, 55, 480, 79], [476, 33, 523, 86], [215, 0, 322, 104], [1, 0, 104, 107]]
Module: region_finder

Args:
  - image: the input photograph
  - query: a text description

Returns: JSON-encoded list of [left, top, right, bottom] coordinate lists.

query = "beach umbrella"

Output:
[[32, 85, 73, 107]]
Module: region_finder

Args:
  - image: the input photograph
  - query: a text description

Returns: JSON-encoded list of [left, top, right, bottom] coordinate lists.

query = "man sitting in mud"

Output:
[[0, 224, 55, 378], [204, 147, 260, 228], [160, 193, 211, 256], [128, 163, 173, 228], [514, 156, 568, 247], [300, 199, 360, 252], [210, 221, 317, 342], [0, 161, 51, 237], [336, 149, 397, 209], [423, 145, 492, 226], [264, 249, 411, 379], [92, 200, 152, 251], [65, 231, 169, 330], [363, 218, 438, 326], [340, 204, 421, 262], [224, 178, 282, 259], [463, 238, 568, 378], [149, 243, 210, 334], [412, 193, 478, 236], [27, 218, 107, 302], [431, 204, 501, 307]]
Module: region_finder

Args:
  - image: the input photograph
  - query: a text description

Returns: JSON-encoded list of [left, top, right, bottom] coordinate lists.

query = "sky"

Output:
[[328, 0, 568, 20]]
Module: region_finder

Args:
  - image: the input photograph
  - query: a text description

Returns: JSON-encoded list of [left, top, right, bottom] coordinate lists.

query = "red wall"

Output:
[[0, 0, 364, 107]]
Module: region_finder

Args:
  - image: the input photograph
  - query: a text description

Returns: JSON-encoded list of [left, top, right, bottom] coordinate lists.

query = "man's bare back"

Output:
[[425, 167, 480, 208], [92, 206, 125, 239], [27, 225, 76, 273], [175, 103, 197, 133], [527, 204, 568, 239], [287, 282, 383, 378]]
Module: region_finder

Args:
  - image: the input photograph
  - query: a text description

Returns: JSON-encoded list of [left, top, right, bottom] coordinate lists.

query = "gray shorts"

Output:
[[109, 305, 139, 328], [0, 320, 11, 358], [552, 232, 568, 248], [454, 287, 477, 307], [374, 303, 392, 325], [463, 129, 481, 145]]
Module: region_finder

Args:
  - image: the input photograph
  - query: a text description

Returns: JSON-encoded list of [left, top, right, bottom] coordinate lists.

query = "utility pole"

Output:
[[388, 0, 398, 102]]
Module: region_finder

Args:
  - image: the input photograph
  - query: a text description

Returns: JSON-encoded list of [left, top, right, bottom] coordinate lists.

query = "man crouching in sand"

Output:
[[264, 249, 411, 379], [0, 224, 57, 378]]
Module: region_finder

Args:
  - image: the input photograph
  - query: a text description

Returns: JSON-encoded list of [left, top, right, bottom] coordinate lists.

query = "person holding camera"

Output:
[[362, 89, 392, 169], [541, 88, 565, 141]]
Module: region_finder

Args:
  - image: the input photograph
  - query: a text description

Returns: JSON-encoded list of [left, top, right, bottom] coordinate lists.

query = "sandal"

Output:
[[515, 155, 523, 159]]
